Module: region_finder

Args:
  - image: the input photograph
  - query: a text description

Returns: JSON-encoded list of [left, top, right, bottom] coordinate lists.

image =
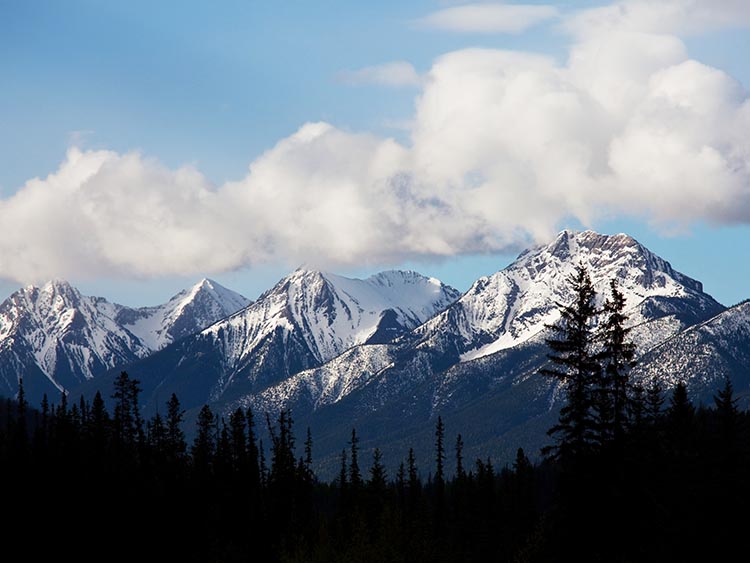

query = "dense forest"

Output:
[[2, 268, 747, 562]]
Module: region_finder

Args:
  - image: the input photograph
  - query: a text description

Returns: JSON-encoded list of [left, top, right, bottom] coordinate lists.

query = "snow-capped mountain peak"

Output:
[[0, 278, 251, 402], [205, 268, 460, 366], [415, 229, 723, 362], [117, 278, 252, 350]]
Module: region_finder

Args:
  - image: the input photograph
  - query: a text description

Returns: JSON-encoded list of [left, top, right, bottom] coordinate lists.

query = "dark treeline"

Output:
[[2, 267, 748, 561]]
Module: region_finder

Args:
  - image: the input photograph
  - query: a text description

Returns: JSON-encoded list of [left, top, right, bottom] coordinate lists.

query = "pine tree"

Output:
[[148, 412, 167, 452], [16, 377, 27, 433], [597, 278, 636, 445], [646, 379, 665, 423], [349, 428, 362, 490], [407, 447, 420, 512], [455, 433, 465, 480], [165, 393, 187, 466], [338, 448, 348, 491], [215, 417, 232, 478], [434, 416, 446, 527], [541, 264, 599, 461], [304, 427, 313, 477], [667, 382, 695, 456], [258, 439, 268, 488], [435, 416, 445, 485], [111, 371, 143, 456], [229, 408, 248, 473], [628, 383, 646, 430], [245, 408, 261, 492], [368, 448, 387, 495], [714, 377, 739, 450], [396, 461, 406, 509], [193, 404, 216, 477], [267, 410, 296, 488], [87, 391, 110, 455]]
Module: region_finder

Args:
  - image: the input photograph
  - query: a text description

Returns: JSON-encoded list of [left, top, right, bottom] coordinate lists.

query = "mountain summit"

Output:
[[232, 230, 726, 475], [414, 229, 723, 363], [0, 279, 250, 402], [112, 268, 460, 412]]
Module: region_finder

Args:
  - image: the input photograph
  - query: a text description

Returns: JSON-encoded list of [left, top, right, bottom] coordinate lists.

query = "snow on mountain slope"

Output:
[[238, 230, 724, 425], [415, 230, 724, 362], [117, 269, 460, 410], [633, 300, 750, 396], [235, 344, 396, 417], [0, 278, 250, 403], [116, 278, 251, 350], [0, 280, 148, 398], [202, 268, 459, 369]]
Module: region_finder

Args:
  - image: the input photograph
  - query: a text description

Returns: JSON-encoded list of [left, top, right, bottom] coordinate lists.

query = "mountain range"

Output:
[[0, 279, 250, 402], [1, 230, 746, 475]]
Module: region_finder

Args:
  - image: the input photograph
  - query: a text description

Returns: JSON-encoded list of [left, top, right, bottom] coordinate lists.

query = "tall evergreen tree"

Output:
[[597, 278, 636, 445], [338, 448, 348, 491], [349, 428, 362, 490], [455, 433, 465, 480], [541, 264, 599, 461], [646, 379, 665, 423], [434, 416, 446, 529], [229, 408, 248, 473], [267, 410, 296, 487], [407, 447, 420, 511], [628, 383, 646, 431], [368, 448, 387, 495], [304, 427, 313, 476], [714, 377, 739, 450], [245, 408, 261, 492], [667, 381, 695, 456], [193, 405, 217, 477], [165, 393, 187, 466], [111, 371, 143, 455]]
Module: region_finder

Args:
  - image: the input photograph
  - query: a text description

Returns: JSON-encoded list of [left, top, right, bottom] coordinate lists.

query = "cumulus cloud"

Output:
[[419, 2, 559, 34], [567, 0, 750, 36], [338, 61, 422, 87], [2, 0, 750, 282]]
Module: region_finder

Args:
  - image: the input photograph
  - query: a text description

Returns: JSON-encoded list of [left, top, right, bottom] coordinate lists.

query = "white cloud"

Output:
[[2, 0, 750, 282], [567, 0, 750, 36], [338, 61, 421, 87], [419, 3, 559, 34]]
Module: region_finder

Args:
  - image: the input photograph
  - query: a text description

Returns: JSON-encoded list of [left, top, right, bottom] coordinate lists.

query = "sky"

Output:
[[1, 0, 749, 306]]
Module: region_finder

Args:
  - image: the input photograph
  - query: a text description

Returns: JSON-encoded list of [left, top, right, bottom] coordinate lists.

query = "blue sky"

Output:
[[1, 1, 749, 306]]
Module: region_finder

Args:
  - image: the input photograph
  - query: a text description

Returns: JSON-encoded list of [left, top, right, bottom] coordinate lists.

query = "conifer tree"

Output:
[[714, 377, 739, 450], [597, 278, 636, 444], [434, 416, 447, 529], [628, 383, 646, 430], [455, 433, 465, 480], [349, 428, 362, 490], [541, 264, 599, 461], [193, 405, 217, 476], [267, 410, 296, 487], [435, 416, 445, 485], [165, 393, 187, 466], [245, 408, 261, 491], [111, 371, 143, 455], [229, 408, 248, 473], [338, 448, 348, 491], [369, 448, 387, 495], [646, 379, 664, 423], [304, 427, 313, 476], [88, 391, 110, 454], [258, 439, 267, 488], [396, 461, 406, 509], [667, 382, 695, 456], [148, 412, 166, 452], [407, 447, 420, 511]]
